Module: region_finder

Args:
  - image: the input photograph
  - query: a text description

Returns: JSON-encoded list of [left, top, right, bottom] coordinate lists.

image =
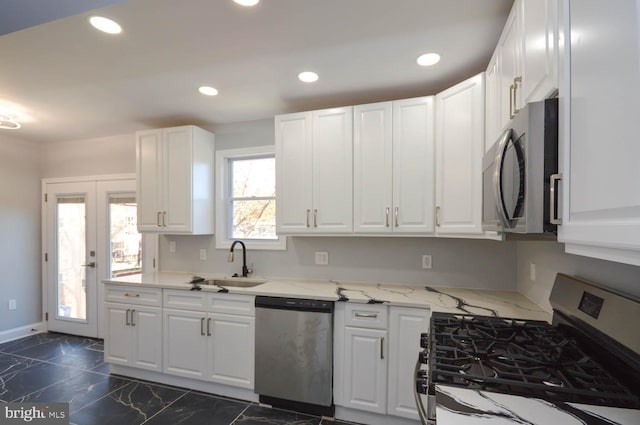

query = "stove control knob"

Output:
[[420, 332, 429, 349], [419, 350, 429, 364], [416, 371, 428, 395]]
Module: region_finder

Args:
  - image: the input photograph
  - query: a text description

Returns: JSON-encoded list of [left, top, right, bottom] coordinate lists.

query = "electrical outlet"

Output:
[[8, 299, 16, 310], [422, 255, 432, 269], [169, 241, 176, 252], [200, 249, 207, 261], [530, 263, 536, 281], [315, 251, 329, 265]]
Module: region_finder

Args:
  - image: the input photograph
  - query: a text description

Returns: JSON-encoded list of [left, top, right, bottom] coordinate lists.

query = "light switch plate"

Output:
[[169, 241, 176, 252], [200, 249, 207, 261], [8, 299, 16, 310], [315, 251, 329, 265], [422, 255, 432, 269]]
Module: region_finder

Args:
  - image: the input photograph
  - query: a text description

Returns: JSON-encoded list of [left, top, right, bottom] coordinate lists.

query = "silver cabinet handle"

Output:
[[513, 76, 522, 116], [157, 211, 161, 227], [207, 318, 212, 336], [394, 207, 399, 227], [355, 312, 378, 319], [385, 207, 390, 227], [124, 293, 140, 297], [126, 309, 131, 326], [200, 317, 205, 336], [380, 337, 385, 359], [435, 206, 441, 227], [509, 83, 515, 119], [314, 209, 318, 228], [131, 309, 136, 326], [162, 211, 167, 227], [550, 173, 563, 225], [306, 209, 311, 228]]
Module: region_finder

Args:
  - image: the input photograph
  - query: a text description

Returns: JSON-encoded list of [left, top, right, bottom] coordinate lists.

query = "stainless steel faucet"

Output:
[[228, 240, 250, 277]]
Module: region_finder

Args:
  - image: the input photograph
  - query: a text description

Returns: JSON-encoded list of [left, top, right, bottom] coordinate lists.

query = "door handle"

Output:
[[550, 173, 563, 225], [385, 207, 390, 227], [126, 309, 131, 326], [82, 262, 96, 268], [130, 309, 136, 326], [509, 83, 515, 119], [157, 211, 161, 227], [162, 211, 167, 227], [513, 76, 522, 116], [306, 209, 311, 227], [380, 337, 385, 359], [200, 317, 205, 336], [394, 207, 399, 227], [313, 209, 318, 228], [435, 206, 441, 227], [355, 312, 378, 319], [207, 318, 212, 336]]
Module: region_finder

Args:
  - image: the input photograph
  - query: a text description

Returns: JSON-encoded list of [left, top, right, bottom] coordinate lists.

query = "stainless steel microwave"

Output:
[[482, 98, 560, 234]]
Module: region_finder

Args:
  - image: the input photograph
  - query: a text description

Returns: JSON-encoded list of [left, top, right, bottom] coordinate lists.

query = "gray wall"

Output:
[[0, 135, 42, 332], [517, 241, 640, 312]]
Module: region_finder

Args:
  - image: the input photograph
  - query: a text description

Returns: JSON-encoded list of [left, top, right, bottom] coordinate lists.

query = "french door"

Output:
[[43, 176, 155, 338]]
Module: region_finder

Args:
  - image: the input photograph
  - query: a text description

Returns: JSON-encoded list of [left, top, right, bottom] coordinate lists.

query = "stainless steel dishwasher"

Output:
[[255, 296, 334, 416]]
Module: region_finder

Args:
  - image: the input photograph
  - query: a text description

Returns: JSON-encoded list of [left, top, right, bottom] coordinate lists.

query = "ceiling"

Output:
[[0, 0, 513, 144]]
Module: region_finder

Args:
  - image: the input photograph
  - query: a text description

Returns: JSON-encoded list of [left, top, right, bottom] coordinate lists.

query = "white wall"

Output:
[[41, 133, 136, 178], [517, 241, 640, 312], [0, 135, 42, 332]]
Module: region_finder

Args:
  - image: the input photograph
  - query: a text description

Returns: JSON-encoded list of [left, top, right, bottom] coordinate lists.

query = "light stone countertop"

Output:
[[104, 272, 551, 322]]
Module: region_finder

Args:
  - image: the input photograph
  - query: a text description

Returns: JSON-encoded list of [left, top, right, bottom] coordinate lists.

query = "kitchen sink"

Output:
[[200, 278, 267, 288]]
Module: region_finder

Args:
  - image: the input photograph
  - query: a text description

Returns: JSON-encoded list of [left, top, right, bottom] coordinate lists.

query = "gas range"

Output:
[[415, 274, 640, 424]]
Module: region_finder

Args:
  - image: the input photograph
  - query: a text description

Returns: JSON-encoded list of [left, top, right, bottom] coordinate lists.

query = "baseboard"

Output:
[[0, 322, 46, 345]]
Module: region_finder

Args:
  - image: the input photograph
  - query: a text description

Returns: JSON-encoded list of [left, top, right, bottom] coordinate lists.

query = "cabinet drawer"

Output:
[[344, 304, 388, 329], [105, 285, 162, 307], [164, 289, 208, 311], [207, 293, 255, 316]]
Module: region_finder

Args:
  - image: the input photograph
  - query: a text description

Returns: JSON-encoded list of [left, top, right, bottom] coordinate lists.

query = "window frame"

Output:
[[215, 146, 286, 250]]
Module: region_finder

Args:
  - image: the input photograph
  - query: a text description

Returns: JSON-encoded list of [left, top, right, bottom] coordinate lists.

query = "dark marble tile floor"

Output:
[[0, 332, 361, 425]]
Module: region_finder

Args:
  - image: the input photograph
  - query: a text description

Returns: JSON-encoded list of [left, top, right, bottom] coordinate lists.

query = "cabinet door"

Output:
[[353, 102, 393, 233], [485, 53, 501, 152], [104, 302, 131, 365], [207, 313, 255, 388], [163, 309, 208, 379], [343, 327, 387, 414], [131, 306, 162, 371], [312, 107, 353, 233], [558, 0, 640, 265], [136, 130, 162, 231], [498, 4, 522, 126], [387, 307, 430, 420], [435, 74, 485, 236], [392, 97, 435, 233], [522, 0, 557, 102], [275, 112, 313, 233], [163, 126, 193, 232]]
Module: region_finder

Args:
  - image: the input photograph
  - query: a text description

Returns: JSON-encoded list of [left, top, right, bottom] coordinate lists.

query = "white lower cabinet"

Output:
[[387, 307, 430, 420], [343, 326, 388, 413], [335, 303, 430, 422], [162, 291, 255, 389], [104, 302, 162, 371]]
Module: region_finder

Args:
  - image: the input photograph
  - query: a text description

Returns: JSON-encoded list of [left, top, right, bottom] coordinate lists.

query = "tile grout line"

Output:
[[138, 389, 190, 425], [229, 403, 252, 425]]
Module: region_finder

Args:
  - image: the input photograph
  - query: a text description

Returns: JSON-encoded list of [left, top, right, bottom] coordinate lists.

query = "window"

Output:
[[216, 147, 285, 250]]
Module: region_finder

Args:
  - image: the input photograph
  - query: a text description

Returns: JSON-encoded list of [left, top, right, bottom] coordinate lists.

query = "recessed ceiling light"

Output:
[[0, 113, 21, 130], [199, 86, 219, 96], [416, 53, 441, 66], [233, 0, 260, 6], [89, 16, 122, 34], [298, 71, 319, 83]]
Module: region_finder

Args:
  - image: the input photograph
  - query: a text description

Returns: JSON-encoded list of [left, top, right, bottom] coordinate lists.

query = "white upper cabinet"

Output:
[[392, 97, 436, 233], [435, 74, 486, 236], [276, 107, 353, 234], [353, 98, 435, 234], [557, 0, 640, 265], [136, 125, 214, 234], [486, 0, 558, 146]]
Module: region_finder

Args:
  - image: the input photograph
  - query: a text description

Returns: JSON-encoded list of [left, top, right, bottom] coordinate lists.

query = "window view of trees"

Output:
[[230, 156, 277, 239], [110, 197, 142, 277]]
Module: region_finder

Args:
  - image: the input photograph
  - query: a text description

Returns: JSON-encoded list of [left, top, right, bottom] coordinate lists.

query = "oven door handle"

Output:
[[414, 358, 429, 425]]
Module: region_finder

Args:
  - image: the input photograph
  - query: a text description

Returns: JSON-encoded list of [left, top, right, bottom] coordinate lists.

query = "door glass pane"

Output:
[[56, 197, 87, 320], [109, 195, 142, 278]]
